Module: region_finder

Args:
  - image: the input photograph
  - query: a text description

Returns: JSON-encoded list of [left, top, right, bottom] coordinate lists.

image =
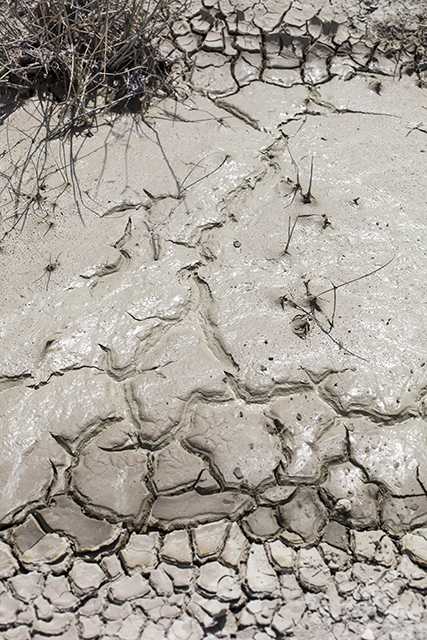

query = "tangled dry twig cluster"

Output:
[[0, 0, 185, 138]]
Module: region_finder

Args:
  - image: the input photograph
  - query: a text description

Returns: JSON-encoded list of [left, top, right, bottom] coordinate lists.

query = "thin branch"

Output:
[[177, 151, 229, 198], [315, 257, 395, 298], [281, 257, 395, 361], [284, 296, 368, 361]]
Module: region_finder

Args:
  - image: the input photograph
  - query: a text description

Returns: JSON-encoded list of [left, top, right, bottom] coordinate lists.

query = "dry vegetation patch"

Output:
[[0, 0, 186, 137]]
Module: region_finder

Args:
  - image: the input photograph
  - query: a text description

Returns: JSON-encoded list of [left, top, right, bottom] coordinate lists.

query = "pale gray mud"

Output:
[[1, 0, 427, 639]]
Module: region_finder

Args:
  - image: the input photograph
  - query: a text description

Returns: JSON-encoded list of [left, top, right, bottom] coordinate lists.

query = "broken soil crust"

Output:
[[1, 0, 427, 638]]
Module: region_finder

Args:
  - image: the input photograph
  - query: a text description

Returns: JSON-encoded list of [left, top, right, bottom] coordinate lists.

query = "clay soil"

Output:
[[1, 1, 427, 639]]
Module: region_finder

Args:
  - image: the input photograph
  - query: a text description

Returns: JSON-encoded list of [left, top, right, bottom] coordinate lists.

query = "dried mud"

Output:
[[1, 0, 427, 639]]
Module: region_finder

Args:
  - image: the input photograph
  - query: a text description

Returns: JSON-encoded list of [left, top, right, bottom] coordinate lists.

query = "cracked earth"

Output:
[[1, 0, 427, 638]]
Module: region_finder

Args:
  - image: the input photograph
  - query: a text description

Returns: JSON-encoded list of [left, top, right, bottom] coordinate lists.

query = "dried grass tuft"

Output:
[[0, 0, 186, 137]]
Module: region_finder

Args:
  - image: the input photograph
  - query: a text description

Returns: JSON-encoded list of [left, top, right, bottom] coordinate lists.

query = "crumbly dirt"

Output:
[[0, 1, 427, 639]]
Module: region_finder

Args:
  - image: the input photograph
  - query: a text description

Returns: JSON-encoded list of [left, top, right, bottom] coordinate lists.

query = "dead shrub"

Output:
[[0, 0, 186, 137]]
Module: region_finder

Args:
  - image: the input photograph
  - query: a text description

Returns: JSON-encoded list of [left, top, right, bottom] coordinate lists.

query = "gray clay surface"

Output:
[[1, 0, 427, 638]]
